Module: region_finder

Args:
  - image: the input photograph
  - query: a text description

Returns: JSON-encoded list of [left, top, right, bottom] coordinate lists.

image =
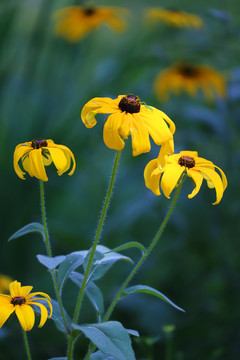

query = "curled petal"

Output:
[[144, 159, 161, 195], [81, 97, 118, 128], [103, 113, 125, 151], [15, 305, 35, 331], [32, 302, 49, 328], [29, 149, 48, 181], [13, 146, 31, 179], [48, 148, 67, 175], [198, 166, 225, 205], [161, 163, 185, 198], [187, 169, 203, 199]]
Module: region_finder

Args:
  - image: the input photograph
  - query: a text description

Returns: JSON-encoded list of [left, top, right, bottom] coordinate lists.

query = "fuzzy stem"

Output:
[[39, 180, 70, 334], [22, 330, 32, 360]]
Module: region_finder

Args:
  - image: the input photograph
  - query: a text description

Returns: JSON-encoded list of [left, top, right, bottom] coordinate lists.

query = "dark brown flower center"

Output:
[[11, 296, 26, 306], [178, 156, 195, 168], [31, 139, 48, 149], [83, 7, 96, 16], [118, 94, 141, 114], [178, 65, 199, 78]]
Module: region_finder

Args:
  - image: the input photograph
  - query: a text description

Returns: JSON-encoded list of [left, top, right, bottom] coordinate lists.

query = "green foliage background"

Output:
[[0, 0, 239, 359]]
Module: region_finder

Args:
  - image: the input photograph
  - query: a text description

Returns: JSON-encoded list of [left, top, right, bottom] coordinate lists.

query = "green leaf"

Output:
[[89, 245, 133, 281], [72, 321, 136, 360], [57, 253, 84, 295], [8, 222, 45, 242], [121, 285, 185, 312], [36, 254, 66, 270], [109, 242, 146, 255], [50, 299, 71, 334], [90, 352, 116, 360], [48, 358, 67, 360], [70, 272, 104, 316], [127, 329, 139, 337]]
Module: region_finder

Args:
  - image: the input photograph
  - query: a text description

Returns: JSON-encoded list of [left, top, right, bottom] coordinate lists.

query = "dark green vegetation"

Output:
[[0, 0, 239, 359]]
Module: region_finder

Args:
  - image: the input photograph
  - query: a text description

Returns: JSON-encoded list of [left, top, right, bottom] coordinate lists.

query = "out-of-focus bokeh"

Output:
[[1, 0, 239, 359]]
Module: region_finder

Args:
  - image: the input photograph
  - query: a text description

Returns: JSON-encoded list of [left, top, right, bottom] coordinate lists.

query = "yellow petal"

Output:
[[13, 146, 31, 180], [161, 163, 185, 198], [81, 97, 118, 128], [47, 148, 67, 175], [130, 115, 151, 156], [144, 159, 161, 196], [197, 166, 224, 205], [31, 302, 48, 328], [0, 303, 15, 328], [9, 281, 22, 297], [29, 149, 48, 182], [49, 144, 76, 176], [15, 305, 35, 331], [187, 169, 203, 199], [20, 286, 33, 298], [103, 113, 125, 151]]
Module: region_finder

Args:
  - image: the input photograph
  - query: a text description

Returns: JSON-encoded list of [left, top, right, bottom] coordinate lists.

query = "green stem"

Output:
[[84, 173, 186, 360], [67, 336, 75, 360], [72, 150, 121, 325], [39, 180, 70, 334], [22, 330, 32, 360]]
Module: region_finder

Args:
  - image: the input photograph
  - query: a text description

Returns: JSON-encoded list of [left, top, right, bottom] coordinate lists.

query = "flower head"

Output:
[[53, 6, 128, 42], [154, 63, 226, 101], [0, 280, 52, 331], [144, 150, 227, 205], [0, 275, 12, 293], [145, 8, 204, 29], [14, 139, 76, 182], [81, 94, 175, 156]]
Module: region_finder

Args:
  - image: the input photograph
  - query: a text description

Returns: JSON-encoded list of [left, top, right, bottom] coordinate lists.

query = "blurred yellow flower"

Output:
[[154, 63, 226, 101], [14, 139, 76, 182], [53, 6, 128, 42], [144, 150, 227, 205], [81, 94, 175, 156], [0, 280, 52, 331], [145, 8, 204, 28], [0, 275, 12, 293]]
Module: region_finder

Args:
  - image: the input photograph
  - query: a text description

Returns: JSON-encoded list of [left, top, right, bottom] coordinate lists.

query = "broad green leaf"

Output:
[[36, 254, 66, 270], [49, 299, 71, 334], [121, 285, 184, 312], [70, 272, 104, 316], [57, 253, 84, 295], [8, 222, 45, 242], [72, 321, 135, 360], [109, 242, 146, 255], [90, 351, 116, 360], [89, 245, 133, 281]]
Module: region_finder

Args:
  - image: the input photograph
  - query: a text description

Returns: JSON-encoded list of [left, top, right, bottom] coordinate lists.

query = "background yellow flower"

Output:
[[0, 275, 12, 293], [145, 8, 204, 28]]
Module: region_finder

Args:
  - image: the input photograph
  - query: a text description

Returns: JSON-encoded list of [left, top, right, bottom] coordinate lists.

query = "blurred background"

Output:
[[0, 0, 239, 359]]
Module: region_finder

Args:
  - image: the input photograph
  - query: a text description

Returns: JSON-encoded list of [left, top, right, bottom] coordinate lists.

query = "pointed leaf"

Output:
[[50, 299, 71, 334], [36, 254, 66, 270], [70, 272, 104, 316], [72, 321, 135, 360], [57, 253, 84, 295], [109, 242, 146, 255], [121, 285, 184, 312], [8, 222, 45, 242], [90, 352, 116, 360]]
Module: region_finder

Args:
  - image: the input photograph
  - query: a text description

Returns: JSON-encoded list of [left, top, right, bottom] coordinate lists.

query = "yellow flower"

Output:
[[145, 8, 204, 28], [0, 280, 52, 331], [81, 94, 175, 156], [0, 275, 12, 293], [144, 150, 227, 205], [53, 6, 128, 42], [154, 63, 226, 101], [14, 139, 76, 182]]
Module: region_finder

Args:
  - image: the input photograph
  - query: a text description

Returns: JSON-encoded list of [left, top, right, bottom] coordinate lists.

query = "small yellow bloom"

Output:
[[144, 150, 227, 205], [145, 8, 204, 29], [53, 6, 128, 42], [0, 280, 52, 331], [154, 63, 226, 101], [14, 139, 76, 182], [81, 94, 175, 156], [0, 275, 12, 293]]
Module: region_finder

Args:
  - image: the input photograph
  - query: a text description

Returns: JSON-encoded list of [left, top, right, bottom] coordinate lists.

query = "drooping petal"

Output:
[[15, 305, 35, 331], [31, 302, 48, 328], [81, 97, 118, 128], [13, 146, 31, 179], [49, 144, 76, 175], [103, 113, 125, 150], [130, 114, 151, 156], [0, 303, 15, 328], [187, 169, 203, 199], [47, 148, 67, 175], [160, 163, 185, 198], [197, 166, 225, 205], [144, 159, 162, 195], [29, 149, 48, 181]]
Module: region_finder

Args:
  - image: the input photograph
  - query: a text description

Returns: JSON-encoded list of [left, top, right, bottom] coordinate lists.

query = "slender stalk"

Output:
[[84, 173, 186, 360], [72, 150, 121, 325], [67, 336, 75, 360], [22, 330, 32, 360], [39, 180, 70, 334]]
